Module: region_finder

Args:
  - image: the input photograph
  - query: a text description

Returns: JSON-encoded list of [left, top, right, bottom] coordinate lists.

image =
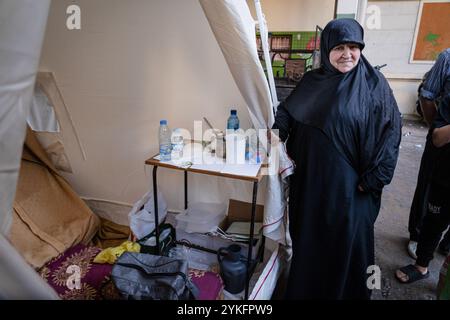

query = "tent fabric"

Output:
[[29, 72, 77, 173], [92, 217, 131, 249], [198, 0, 273, 130], [199, 0, 292, 299], [35, 71, 87, 163], [0, 0, 58, 299], [0, 234, 59, 299], [198, 0, 293, 245], [27, 84, 60, 133], [8, 128, 100, 269], [199, 0, 294, 247], [253, 0, 279, 109], [0, 0, 50, 235]]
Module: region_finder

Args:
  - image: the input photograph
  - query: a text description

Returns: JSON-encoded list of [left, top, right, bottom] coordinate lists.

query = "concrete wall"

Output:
[[363, 1, 435, 115], [247, 0, 335, 31]]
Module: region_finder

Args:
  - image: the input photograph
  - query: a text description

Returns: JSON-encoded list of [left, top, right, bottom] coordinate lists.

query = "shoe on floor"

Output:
[[407, 241, 418, 259], [395, 264, 429, 284]]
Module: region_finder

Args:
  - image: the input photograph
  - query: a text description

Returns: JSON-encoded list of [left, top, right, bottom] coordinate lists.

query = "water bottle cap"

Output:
[[230, 110, 237, 115], [160, 120, 167, 125]]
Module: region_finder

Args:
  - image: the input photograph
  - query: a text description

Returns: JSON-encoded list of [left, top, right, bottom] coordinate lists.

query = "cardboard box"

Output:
[[219, 199, 264, 232]]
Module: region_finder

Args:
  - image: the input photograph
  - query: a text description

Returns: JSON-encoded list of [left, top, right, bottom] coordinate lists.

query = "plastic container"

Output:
[[226, 133, 245, 164], [171, 128, 184, 161], [159, 120, 171, 161], [227, 109, 239, 131], [175, 202, 226, 233], [247, 132, 260, 164]]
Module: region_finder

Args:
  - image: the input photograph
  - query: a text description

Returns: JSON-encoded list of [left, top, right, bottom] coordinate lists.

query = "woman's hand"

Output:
[[267, 129, 281, 144]]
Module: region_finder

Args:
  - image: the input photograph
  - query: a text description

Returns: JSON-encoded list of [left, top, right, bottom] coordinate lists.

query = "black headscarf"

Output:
[[320, 18, 365, 74], [284, 18, 401, 192]]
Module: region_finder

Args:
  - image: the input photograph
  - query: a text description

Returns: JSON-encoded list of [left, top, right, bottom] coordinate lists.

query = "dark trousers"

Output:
[[409, 137, 450, 249], [416, 183, 450, 268]]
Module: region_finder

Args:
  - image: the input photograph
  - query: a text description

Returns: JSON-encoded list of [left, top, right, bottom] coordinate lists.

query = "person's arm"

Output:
[[419, 50, 449, 126], [419, 97, 437, 127], [359, 92, 402, 194], [432, 125, 450, 147], [271, 102, 292, 143]]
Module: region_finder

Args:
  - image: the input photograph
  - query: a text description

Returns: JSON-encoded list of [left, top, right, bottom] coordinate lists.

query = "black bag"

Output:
[[137, 223, 176, 256], [111, 252, 199, 300]]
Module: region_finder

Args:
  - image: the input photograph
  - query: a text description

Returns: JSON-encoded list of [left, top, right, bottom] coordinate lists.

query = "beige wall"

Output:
[[247, 0, 335, 31], [39, 0, 257, 212], [363, 1, 432, 115]]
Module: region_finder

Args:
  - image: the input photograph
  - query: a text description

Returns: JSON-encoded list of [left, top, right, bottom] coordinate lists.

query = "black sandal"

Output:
[[395, 264, 429, 284]]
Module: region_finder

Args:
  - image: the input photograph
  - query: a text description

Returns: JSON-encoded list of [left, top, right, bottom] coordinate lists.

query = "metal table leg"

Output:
[[184, 171, 188, 210], [245, 181, 258, 300], [152, 166, 160, 255], [259, 236, 266, 262]]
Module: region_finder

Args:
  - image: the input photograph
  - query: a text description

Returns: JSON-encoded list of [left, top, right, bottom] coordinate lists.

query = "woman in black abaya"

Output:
[[273, 19, 401, 299]]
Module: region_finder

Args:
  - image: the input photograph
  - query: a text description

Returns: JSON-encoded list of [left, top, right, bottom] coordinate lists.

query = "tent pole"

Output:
[[254, 0, 279, 112], [356, 0, 368, 25]]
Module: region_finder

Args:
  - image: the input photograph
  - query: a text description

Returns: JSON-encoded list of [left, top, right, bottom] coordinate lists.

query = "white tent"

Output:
[[199, 0, 292, 299], [0, 0, 58, 299]]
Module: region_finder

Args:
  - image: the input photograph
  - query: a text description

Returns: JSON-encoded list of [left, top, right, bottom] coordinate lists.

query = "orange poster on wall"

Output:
[[410, 1, 450, 63]]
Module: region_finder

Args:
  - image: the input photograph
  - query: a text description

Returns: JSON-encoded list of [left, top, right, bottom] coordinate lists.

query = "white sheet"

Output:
[[0, 0, 57, 299], [27, 85, 60, 132], [198, 0, 273, 131], [199, 0, 293, 300], [199, 0, 293, 243], [221, 163, 261, 177]]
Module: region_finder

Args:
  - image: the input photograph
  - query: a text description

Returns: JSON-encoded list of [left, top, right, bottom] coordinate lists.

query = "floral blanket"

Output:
[[39, 244, 119, 299], [39, 244, 223, 300]]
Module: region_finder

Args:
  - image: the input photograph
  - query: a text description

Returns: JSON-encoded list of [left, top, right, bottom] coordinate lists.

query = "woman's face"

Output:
[[329, 43, 361, 73]]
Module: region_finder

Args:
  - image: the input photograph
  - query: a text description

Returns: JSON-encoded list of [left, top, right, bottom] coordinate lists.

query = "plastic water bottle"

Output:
[[171, 128, 184, 161], [159, 120, 171, 161], [246, 132, 259, 163], [227, 109, 239, 131]]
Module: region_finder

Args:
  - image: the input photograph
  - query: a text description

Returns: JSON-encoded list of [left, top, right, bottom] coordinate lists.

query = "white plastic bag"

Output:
[[129, 190, 168, 240]]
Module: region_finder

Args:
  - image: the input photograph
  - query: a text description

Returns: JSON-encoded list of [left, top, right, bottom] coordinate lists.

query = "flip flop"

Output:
[[395, 264, 429, 284]]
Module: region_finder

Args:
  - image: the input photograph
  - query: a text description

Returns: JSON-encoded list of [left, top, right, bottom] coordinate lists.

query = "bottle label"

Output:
[[160, 144, 172, 161]]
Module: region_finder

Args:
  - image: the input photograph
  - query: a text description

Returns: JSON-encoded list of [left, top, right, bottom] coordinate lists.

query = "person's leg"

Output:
[[396, 184, 450, 283], [408, 139, 434, 242], [415, 185, 450, 268]]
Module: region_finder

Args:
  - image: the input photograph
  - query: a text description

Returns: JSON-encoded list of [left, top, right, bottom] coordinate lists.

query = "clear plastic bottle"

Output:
[[171, 128, 184, 161], [227, 109, 239, 131], [159, 120, 171, 161], [247, 132, 259, 164]]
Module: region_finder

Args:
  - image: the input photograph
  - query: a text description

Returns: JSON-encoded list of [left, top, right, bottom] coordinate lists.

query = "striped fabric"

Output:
[[420, 48, 450, 102]]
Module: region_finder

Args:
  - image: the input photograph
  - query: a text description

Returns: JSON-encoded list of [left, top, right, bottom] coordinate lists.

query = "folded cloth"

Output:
[[92, 217, 131, 249], [93, 241, 140, 264]]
